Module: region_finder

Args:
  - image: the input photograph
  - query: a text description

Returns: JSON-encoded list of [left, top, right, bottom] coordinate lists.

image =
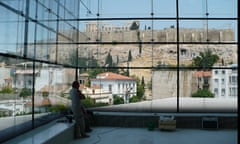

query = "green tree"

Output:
[[113, 95, 124, 105], [88, 56, 99, 67], [128, 50, 132, 62], [130, 21, 139, 30], [137, 82, 145, 99], [88, 68, 105, 79], [141, 76, 145, 87], [192, 49, 219, 68], [42, 91, 49, 97], [105, 52, 118, 73], [49, 104, 67, 113], [129, 95, 141, 103], [69, 51, 79, 67], [132, 76, 145, 99], [192, 89, 214, 98], [116, 55, 119, 64], [147, 79, 152, 89], [81, 96, 95, 107], [19, 88, 31, 97], [105, 52, 113, 67], [69, 51, 99, 69], [131, 75, 145, 100], [0, 86, 14, 93], [136, 30, 142, 56], [138, 42, 142, 56], [86, 68, 105, 87], [81, 96, 108, 108]]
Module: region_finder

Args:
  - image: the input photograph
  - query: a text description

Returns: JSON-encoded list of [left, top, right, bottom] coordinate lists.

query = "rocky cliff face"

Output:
[[40, 42, 236, 100]]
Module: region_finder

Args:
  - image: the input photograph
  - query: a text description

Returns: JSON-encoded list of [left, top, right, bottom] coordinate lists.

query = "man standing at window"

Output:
[[70, 80, 89, 138]]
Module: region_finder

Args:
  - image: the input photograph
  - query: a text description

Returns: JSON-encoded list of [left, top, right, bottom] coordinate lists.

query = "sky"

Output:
[[83, 0, 237, 29], [0, 0, 238, 53]]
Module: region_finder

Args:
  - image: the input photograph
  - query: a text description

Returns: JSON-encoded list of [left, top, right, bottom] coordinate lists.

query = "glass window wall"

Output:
[[0, 0, 238, 142]]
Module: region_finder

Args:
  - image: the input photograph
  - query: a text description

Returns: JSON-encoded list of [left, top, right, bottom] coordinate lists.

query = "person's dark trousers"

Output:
[[84, 110, 94, 132]]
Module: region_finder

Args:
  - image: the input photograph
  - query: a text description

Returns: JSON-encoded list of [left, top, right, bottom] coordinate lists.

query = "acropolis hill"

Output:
[[29, 21, 237, 99], [55, 22, 237, 67], [54, 22, 237, 88]]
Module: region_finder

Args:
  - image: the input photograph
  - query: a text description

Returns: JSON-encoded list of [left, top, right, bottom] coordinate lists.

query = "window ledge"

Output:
[[3, 118, 74, 144]]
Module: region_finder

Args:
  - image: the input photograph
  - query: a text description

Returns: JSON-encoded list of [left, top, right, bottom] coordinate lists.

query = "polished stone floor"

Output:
[[69, 127, 237, 144]]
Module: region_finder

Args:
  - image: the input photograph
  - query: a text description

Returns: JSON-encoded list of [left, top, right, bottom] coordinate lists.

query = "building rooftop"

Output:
[[94, 72, 135, 81], [193, 71, 212, 77]]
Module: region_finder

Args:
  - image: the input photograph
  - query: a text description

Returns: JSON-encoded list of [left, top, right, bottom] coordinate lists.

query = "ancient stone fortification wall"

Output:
[[152, 70, 193, 99], [79, 28, 234, 42]]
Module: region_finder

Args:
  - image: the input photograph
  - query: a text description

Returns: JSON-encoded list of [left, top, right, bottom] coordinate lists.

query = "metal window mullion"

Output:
[[35, 17, 238, 22], [238, 0, 240, 98], [75, 0, 80, 81], [37, 1, 75, 41], [176, 0, 180, 113], [55, 1, 60, 63], [23, 0, 30, 57], [151, 0, 154, 68], [31, 0, 39, 129]]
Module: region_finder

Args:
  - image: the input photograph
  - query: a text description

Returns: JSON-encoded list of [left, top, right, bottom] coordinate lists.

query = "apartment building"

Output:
[[211, 64, 238, 98], [91, 72, 137, 103]]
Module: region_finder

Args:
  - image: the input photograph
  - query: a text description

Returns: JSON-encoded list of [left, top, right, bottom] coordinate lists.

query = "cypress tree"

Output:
[[128, 50, 132, 62]]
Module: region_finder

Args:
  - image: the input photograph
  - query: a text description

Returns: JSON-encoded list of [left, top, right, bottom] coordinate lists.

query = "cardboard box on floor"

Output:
[[159, 115, 176, 131]]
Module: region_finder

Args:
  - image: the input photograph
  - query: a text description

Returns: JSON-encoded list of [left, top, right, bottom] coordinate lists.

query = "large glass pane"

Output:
[[179, 68, 237, 112], [0, 8, 25, 54], [152, 70, 177, 112], [80, 0, 151, 18], [0, 0, 26, 16], [179, 20, 237, 42], [179, 0, 237, 18], [30, 63, 74, 121], [0, 57, 34, 132]]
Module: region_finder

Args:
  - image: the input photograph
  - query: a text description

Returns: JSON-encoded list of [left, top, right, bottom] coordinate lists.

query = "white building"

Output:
[[211, 64, 238, 98], [90, 72, 137, 103], [13, 63, 74, 92], [80, 85, 113, 104], [0, 99, 29, 116], [0, 64, 12, 88]]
